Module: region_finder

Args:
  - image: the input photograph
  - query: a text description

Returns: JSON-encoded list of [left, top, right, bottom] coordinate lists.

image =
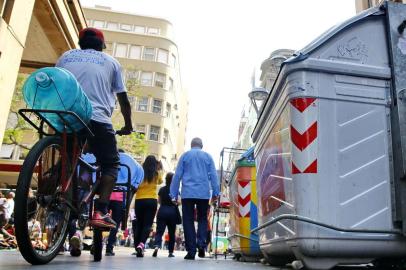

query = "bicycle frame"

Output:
[[19, 108, 134, 229], [19, 109, 95, 214]]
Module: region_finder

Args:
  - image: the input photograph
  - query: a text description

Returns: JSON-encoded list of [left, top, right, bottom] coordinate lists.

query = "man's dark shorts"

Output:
[[87, 120, 120, 178]]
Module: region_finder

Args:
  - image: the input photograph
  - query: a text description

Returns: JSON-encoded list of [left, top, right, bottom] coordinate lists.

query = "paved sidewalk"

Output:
[[0, 248, 271, 270]]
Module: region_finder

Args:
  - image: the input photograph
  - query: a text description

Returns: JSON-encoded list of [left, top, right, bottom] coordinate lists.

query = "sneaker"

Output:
[[152, 247, 158, 257], [168, 253, 175, 258], [69, 235, 81, 251], [90, 211, 116, 229], [184, 252, 195, 260], [105, 249, 115, 256], [70, 248, 81, 257], [136, 243, 144, 257], [198, 248, 205, 258], [69, 234, 82, 257]]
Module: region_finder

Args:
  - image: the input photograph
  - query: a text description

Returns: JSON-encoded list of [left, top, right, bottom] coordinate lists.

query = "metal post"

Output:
[[214, 149, 224, 259], [386, 1, 406, 234]]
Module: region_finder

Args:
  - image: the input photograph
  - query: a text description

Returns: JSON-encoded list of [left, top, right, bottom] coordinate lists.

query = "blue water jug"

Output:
[[22, 67, 92, 132]]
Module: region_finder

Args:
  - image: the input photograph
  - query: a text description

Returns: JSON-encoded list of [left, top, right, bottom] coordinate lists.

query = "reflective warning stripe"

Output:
[[290, 98, 318, 174], [238, 180, 251, 217]]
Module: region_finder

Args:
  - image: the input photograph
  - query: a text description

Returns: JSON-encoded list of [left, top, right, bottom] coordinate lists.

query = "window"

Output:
[[120, 23, 132, 31], [157, 49, 169, 64], [155, 73, 166, 88], [147, 27, 159, 35], [134, 25, 145, 34], [169, 54, 176, 68], [93, 20, 105, 28], [104, 42, 113, 55], [126, 70, 139, 82], [149, 126, 160, 141], [152, 99, 162, 114], [143, 47, 155, 61], [140, 72, 153, 86], [114, 43, 127, 58], [106, 22, 118, 30], [129, 45, 141, 59], [166, 103, 171, 118], [135, 124, 146, 135], [128, 96, 136, 106], [168, 78, 174, 91], [136, 97, 149, 112], [163, 129, 169, 144]]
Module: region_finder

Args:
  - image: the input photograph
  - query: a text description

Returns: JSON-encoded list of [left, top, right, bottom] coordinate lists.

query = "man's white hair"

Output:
[[191, 137, 203, 148]]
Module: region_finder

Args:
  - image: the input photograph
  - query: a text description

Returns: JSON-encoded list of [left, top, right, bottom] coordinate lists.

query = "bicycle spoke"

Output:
[[25, 143, 70, 256]]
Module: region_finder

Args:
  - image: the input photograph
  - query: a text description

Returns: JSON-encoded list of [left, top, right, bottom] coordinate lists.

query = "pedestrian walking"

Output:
[[170, 137, 220, 260], [152, 172, 181, 258], [105, 150, 144, 256], [133, 155, 163, 257]]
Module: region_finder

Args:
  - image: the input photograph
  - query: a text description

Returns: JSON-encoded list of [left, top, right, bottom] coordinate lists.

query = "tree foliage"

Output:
[[3, 74, 34, 150], [115, 65, 148, 157], [116, 132, 148, 157]]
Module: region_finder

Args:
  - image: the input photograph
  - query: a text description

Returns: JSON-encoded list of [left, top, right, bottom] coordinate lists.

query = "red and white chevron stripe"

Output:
[[238, 181, 251, 217], [290, 98, 318, 174]]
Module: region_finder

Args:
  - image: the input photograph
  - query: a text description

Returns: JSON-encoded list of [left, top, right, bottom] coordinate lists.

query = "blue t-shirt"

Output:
[[56, 49, 126, 124]]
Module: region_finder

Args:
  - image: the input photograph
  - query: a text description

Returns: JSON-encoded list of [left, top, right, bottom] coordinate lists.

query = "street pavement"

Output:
[[0, 248, 274, 270]]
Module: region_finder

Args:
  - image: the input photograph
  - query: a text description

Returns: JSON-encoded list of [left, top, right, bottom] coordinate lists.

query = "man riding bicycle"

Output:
[[56, 27, 132, 229]]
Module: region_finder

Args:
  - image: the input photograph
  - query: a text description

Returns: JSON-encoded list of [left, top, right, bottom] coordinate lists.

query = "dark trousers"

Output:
[[132, 219, 137, 244], [106, 200, 124, 251], [182, 198, 209, 254], [154, 205, 177, 253], [134, 199, 157, 247]]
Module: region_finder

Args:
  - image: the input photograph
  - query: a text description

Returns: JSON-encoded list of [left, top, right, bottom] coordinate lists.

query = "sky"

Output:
[[81, 0, 356, 165]]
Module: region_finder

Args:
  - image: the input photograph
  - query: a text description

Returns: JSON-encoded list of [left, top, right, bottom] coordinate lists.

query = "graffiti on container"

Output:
[[256, 106, 291, 217], [337, 37, 368, 63]]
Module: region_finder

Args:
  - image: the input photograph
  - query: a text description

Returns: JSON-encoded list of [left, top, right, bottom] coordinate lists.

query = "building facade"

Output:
[[235, 49, 294, 150], [83, 6, 188, 171]]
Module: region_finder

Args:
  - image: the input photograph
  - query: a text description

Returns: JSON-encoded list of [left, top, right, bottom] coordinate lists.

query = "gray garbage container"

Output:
[[252, 2, 406, 269]]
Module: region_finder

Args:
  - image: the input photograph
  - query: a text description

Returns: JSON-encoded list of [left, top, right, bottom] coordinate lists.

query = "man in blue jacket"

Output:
[[69, 150, 144, 257], [105, 150, 144, 256], [170, 138, 220, 260]]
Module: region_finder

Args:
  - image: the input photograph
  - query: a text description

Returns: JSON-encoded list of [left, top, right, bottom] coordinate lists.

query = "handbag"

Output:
[[175, 206, 182, 225]]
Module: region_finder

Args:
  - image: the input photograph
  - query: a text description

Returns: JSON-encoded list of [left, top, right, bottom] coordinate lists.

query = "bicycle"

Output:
[[14, 108, 133, 264]]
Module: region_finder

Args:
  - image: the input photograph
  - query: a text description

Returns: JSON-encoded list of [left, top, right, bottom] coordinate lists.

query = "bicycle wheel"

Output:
[[93, 228, 103, 262], [15, 136, 72, 265]]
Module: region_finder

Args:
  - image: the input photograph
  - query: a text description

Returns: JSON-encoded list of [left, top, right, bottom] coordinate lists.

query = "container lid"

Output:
[[252, 6, 384, 144], [287, 6, 382, 63]]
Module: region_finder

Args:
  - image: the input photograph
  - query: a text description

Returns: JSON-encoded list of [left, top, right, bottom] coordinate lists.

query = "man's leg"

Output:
[[196, 199, 209, 253], [88, 121, 120, 228], [106, 200, 123, 255], [68, 219, 77, 240], [182, 199, 196, 256]]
